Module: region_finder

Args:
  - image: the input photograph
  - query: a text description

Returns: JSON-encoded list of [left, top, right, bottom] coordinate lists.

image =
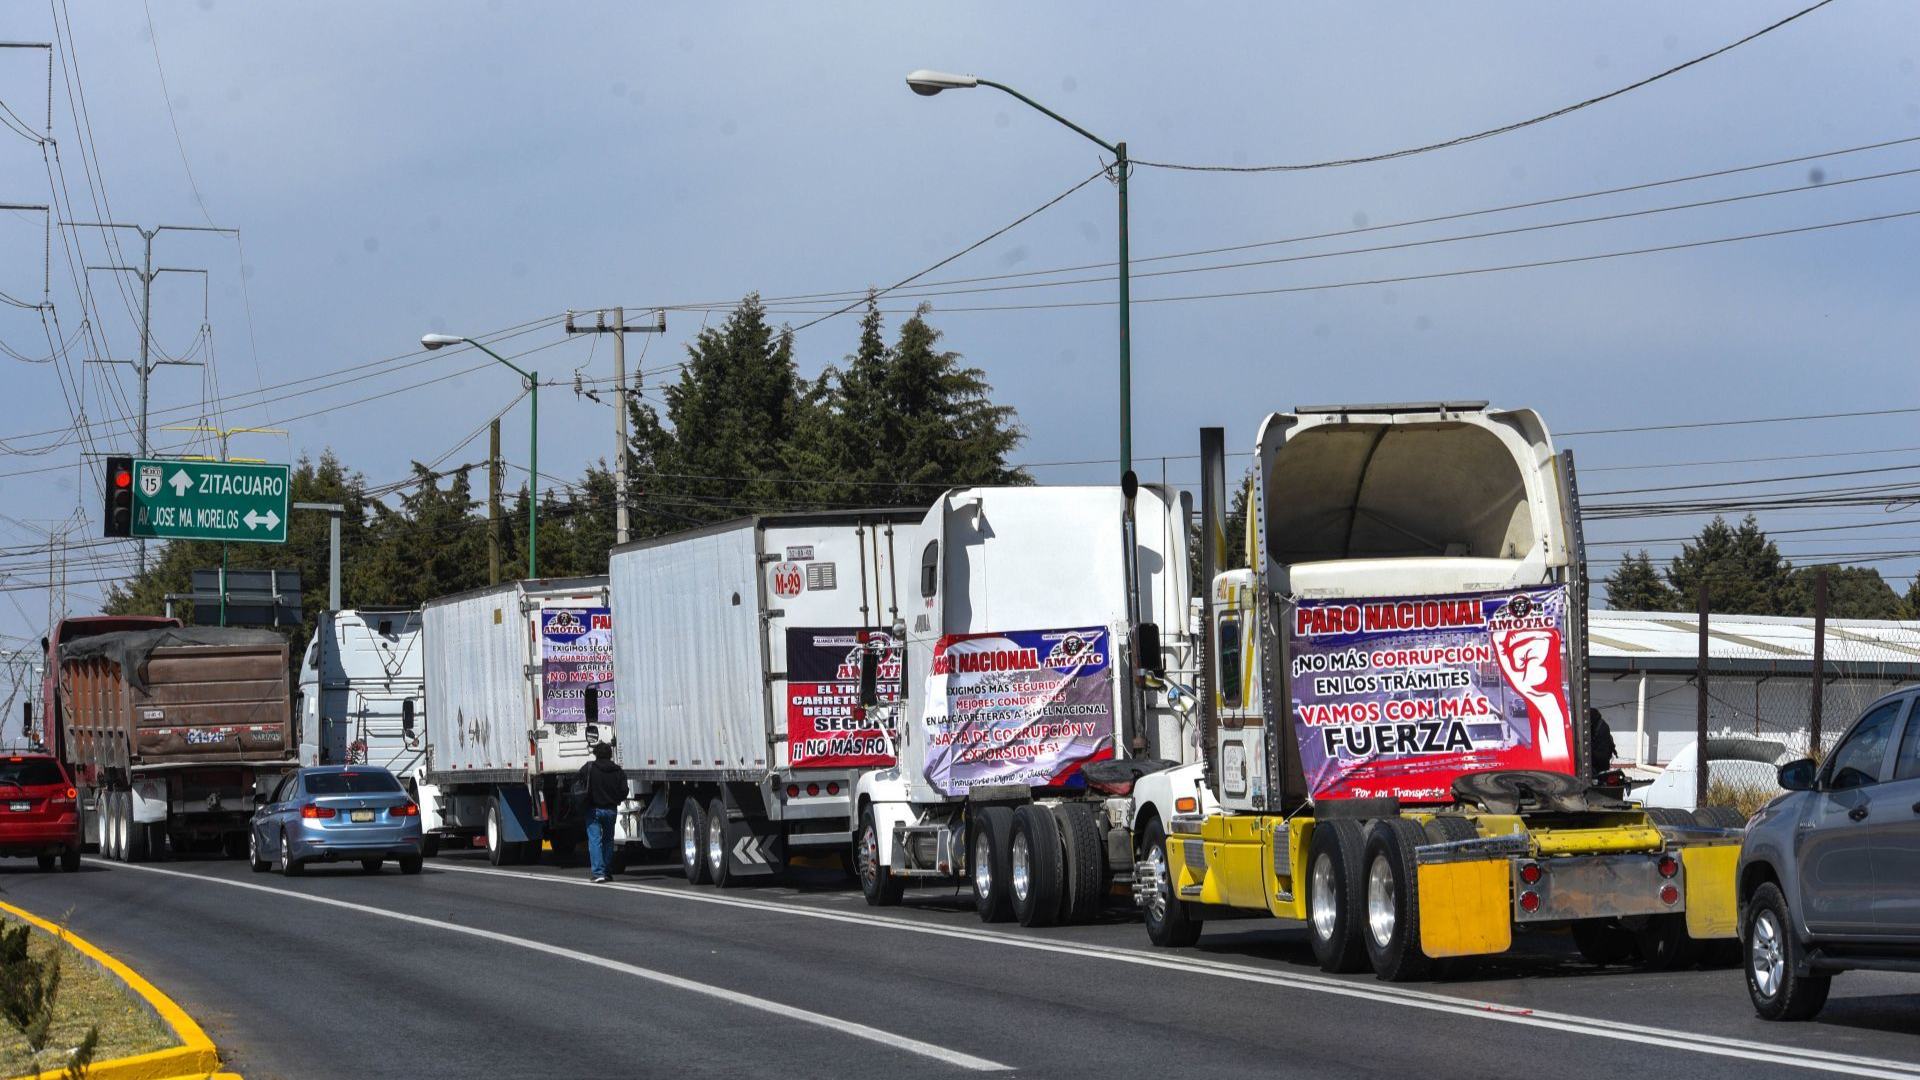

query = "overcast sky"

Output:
[[2, 1, 1918, 648]]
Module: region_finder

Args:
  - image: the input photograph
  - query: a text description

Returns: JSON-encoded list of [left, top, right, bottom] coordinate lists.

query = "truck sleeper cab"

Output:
[[1145, 404, 1740, 980]]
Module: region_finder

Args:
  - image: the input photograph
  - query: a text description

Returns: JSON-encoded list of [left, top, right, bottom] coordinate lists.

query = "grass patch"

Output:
[[0, 916, 175, 1078]]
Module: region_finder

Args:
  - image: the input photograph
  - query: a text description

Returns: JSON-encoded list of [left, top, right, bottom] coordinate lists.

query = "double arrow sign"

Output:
[[730, 833, 781, 871], [131, 458, 291, 545]]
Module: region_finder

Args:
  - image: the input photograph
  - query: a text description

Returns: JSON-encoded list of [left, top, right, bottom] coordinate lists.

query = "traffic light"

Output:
[[103, 455, 134, 537]]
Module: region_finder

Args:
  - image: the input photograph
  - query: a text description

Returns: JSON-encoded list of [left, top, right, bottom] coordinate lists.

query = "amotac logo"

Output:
[[543, 610, 587, 638], [1042, 630, 1105, 670]]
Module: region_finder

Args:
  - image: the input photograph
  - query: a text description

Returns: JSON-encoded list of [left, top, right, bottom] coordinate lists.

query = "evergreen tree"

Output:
[[1666, 515, 1793, 614], [1783, 564, 1906, 620], [360, 464, 488, 606], [1905, 575, 1920, 620], [1604, 550, 1677, 611], [864, 304, 1027, 506]]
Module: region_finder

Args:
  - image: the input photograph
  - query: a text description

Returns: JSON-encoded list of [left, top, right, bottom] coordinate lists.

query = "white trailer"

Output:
[[849, 483, 1201, 925], [296, 608, 425, 775], [608, 510, 923, 884], [416, 578, 614, 864]]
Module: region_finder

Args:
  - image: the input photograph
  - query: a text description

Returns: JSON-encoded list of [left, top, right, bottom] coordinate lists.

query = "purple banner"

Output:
[[922, 626, 1115, 797]]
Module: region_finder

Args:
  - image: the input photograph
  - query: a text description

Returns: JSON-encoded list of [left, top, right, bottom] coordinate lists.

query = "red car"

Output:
[[0, 754, 82, 871]]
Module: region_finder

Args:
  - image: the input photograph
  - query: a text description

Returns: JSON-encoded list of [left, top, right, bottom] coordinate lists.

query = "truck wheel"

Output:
[[856, 806, 905, 907], [1633, 913, 1702, 971], [1053, 802, 1105, 925], [248, 827, 270, 873], [1745, 882, 1829, 1020], [1306, 819, 1370, 974], [680, 798, 711, 885], [1361, 819, 1432, 982], [1422, 816, 1477, 845], [100, 791, 121, 862], [706, 796, 734, 888], [123, 805, 148, 863], [1645, 807, 1691, 829], [1694, 806, 1747, 830], [486, 795, 510, 867], [278, 829, 305, 877], [970, 806, 1016, 923], [1010, 804, 1063, 928], [1138, 818, 1202, 948], [1570, 918, 1639, 965]]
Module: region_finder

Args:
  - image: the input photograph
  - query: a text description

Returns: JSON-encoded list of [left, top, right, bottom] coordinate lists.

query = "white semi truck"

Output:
[[296, 608, 424, 775], [416, 578, 615, 864]]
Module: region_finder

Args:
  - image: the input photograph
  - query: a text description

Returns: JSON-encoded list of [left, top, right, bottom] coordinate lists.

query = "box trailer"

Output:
[[607, 510, 925, 884], [55, 625, 295, 861], [296, 608, 424, 774], [1129, 405, 1741, 979], [416, 578, 612, 864]]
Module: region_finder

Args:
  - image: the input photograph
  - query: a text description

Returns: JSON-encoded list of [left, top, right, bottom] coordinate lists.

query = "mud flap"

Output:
[[724, 817, 785, 878], [496, 784, 540, 844], [1681, 844, 1740, 939], [1416, 859, 1512, 958]]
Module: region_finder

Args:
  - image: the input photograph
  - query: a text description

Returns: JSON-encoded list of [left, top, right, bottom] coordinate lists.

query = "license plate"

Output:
[[8, 802, 27, 812], [350, 809, 374, 823]]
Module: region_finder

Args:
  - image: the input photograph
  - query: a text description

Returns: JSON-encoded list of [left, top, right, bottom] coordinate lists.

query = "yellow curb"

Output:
[[0, 899, 229, 1080]]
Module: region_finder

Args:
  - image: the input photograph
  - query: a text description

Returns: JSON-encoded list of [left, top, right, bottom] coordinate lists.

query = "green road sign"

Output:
[[130, 459, 290, 544]]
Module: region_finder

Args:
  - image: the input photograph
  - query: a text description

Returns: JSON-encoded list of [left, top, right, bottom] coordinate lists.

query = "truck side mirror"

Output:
[[401, 698, 416, 738], [1778, 757, 1816, 792], [1135, 622, 1164, 677], [584, 686, 599, 723], [859, 643, 880, 709]]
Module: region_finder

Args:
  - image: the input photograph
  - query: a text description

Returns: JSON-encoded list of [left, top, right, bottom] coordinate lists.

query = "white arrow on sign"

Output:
[[243, 509, 281, 531], [168, 470, 193, 497], [731, 834, 774, 867]]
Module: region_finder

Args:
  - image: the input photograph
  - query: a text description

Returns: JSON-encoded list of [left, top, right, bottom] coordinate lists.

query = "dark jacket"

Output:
[[576, 758, 626, 811]]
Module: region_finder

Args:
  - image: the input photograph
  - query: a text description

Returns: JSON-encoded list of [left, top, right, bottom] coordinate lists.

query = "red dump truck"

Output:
[[55, 625, 295, 861]]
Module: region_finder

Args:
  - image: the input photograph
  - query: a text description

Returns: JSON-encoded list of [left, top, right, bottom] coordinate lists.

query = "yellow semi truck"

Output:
[[1130, 404, 1739, 980]]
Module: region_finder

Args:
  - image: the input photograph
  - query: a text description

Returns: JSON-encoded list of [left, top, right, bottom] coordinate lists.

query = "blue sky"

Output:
[[2, 1, 1918, 645]]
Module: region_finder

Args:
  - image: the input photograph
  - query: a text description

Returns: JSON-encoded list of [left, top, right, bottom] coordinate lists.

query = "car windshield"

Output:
[[306, 771, 400, 795], [0, 759, 65, 787]]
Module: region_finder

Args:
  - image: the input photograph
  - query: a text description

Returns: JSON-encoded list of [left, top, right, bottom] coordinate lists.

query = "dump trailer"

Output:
[[1131, 405, 1740, 979], [56, 626, 294, 861], [608, 509, 926, 884], [297, 608, 424, 773], [849, 483, 1201, 926], [416, 578, 612, 864]]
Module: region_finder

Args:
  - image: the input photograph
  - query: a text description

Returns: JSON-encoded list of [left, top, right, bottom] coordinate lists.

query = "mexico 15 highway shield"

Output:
[[131, 458, 290, 544]]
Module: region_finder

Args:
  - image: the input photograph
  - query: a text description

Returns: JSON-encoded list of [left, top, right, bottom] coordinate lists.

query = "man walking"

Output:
[[577, 742, 626, 883]]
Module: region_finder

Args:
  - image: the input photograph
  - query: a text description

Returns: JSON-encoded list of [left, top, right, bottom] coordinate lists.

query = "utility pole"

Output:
[[488, 419, 502, 586], [67, 220, 237, 573], [565, 307, 665, 545]]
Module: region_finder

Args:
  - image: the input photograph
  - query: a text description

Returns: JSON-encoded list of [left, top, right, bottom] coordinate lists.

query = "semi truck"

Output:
[[54, 624, 295, 861], [1131, 404, 1741, 979], [296, 608, 425, 774], [416, 578, 613, 864]]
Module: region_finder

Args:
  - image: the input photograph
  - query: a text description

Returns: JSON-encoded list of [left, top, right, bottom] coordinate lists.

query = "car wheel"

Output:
[[1360, 819, 1432, 982], [58, 849, 79, 873], [1745, 882, 1831, 1021], [278, 829, 305, 877], [680, 797, 711, 885], [1053, 802, 1106, 926], [1307, 819, 1370, 973], [398, 854, 424, 875], [706, 796, 733, 887], [855, 805, 905, 907], [35, 854, 54, 872], [970, 806, 1016, 923], [1570, 918, 1640, 965], [360, 858, 383, 874], [1138, 817, 1202, 948], [1009, 804, 1063, 928], [248, 828, 270, 873]]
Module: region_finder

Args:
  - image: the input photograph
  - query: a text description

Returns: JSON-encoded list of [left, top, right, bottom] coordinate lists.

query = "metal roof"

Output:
[[1591, 610, 1920, 680]]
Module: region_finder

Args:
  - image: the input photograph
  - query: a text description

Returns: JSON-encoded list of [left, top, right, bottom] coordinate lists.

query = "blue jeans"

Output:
[[586, 807, 617, 878]]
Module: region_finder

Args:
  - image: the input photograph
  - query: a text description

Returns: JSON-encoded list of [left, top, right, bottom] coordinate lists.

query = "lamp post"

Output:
[[906, 69, 1132, 475], [421, 333, 539, 578]]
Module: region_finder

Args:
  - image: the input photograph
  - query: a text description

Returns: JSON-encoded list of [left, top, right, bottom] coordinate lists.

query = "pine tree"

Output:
[[1604, 550, 1677, 611], [1666, 515, 1793, 614], [1783, 565, 1906, 620], [866, 304, 1027, 506]]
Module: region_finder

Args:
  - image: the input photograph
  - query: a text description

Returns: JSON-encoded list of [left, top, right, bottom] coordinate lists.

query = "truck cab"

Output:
[[296, 609, 425, 774]]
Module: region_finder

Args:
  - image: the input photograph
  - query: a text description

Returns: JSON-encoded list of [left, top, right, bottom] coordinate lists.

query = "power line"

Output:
[[1133, 0, 1839, 173], [1563, 402, 1920, 438]]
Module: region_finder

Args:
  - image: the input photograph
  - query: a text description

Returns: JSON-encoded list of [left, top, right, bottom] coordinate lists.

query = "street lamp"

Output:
[[906, 69, 1133, 474], [421, 332, 540, 578]]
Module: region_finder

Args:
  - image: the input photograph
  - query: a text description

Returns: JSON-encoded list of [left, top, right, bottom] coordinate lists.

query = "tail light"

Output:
[[786, 785, 799, 798], [1659, 883, 1680, 906], [300, 804, 336, 819], [806, 782, 820, 797], [56, 787, 76, 802], [390, 803, 420, 818], [1519, 862, 1543, 885], [1518, 890, 1541, 913], [826, 781, 840, 796], [1657, 854, 1678, 879]]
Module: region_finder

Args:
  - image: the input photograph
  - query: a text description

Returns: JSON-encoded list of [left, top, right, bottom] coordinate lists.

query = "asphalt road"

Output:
[[5, 851, 1920, 1080]]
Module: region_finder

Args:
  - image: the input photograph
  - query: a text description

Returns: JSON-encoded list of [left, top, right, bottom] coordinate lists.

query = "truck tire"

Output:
[[1009, 804, 1063, 928], [1360, 819, 1432, 982], [1052, 802, 1105, 925], [1138, 817, 1202, 948], [706, 796, 735, 888], [1745, 881, 1830, 1021], [1633, 912, 1702, 971], [970, 806, 1016, 923], [123, 801, 149, 863], [1422, 816, 1477, 845], [1646, 807, 1691, 829], [1570, 919, 1639, 965], [100, 791, 121, 861], [1694, 806, 1747, 830], [855, 806, 905, 907], [1307, 819, 1370, 974], [680, 798, 711, 885]]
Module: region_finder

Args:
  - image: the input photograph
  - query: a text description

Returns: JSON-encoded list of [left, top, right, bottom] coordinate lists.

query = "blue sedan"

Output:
[[249, 765, 424, 876]]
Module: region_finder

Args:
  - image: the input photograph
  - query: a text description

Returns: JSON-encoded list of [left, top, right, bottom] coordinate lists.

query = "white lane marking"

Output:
[[91, 861, 1007, 1074], [440, 862, 1920, 1080]]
